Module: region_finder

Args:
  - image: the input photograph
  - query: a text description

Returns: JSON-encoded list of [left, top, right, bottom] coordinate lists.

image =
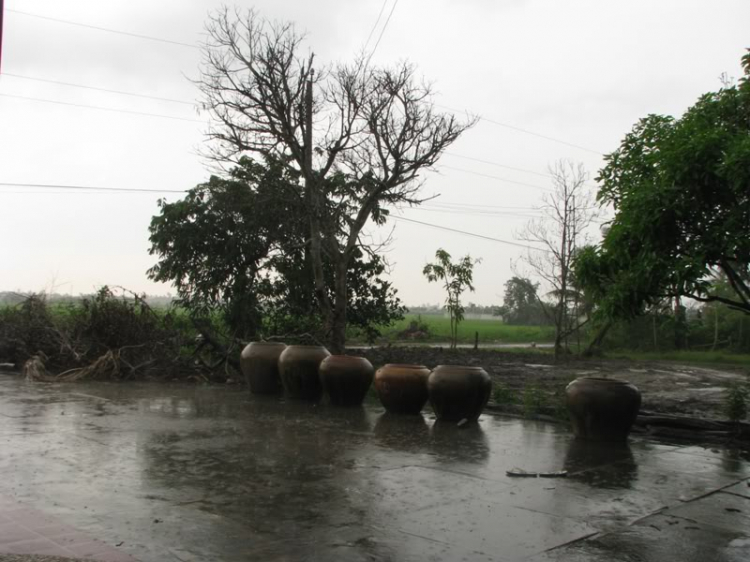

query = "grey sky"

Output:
[[1, 0, 748, 306]]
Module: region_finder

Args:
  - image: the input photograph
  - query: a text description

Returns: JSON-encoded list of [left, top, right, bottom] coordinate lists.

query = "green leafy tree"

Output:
[[423, 249, 481, 349], [148, 157, 301, 339], [148, 157, 404, 342], [577, 50, 750, 323], [497, 277, 550, 326]]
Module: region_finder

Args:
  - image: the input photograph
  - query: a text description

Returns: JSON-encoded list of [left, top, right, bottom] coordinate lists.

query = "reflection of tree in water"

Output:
[[718, 446, 750, 474], [565, 439, 638, 489], [428, 421, 490, 464], [140, 398, 391, 560]]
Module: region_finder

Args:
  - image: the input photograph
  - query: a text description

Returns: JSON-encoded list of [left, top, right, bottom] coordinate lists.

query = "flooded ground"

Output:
[[358, 347, 750, 419], [0, 373, 748, 561]]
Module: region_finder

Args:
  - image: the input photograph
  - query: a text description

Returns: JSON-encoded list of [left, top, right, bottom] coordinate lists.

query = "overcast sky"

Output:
[[1, 0, 748, 306]]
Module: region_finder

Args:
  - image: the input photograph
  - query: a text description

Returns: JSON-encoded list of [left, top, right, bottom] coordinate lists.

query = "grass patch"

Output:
[[493, 382, 517, 405], [376, 314, 554, 344]]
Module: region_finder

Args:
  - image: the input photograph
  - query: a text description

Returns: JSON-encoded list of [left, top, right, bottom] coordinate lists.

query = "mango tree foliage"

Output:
[[148, 157, 404, 341], [576, 50, 750, 319]]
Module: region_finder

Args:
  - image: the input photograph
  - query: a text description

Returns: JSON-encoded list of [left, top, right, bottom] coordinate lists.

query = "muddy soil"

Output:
[[357, 346, 750, 420]]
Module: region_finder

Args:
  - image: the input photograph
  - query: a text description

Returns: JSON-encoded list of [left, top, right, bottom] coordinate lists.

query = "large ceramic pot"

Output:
[[240, 342, 286, 394], [565, 377, 641, 441], [427, 365, 492, 422], [374, 364, 430, 414], [278, 345, 331, 401], [319, 355, 375, 407]]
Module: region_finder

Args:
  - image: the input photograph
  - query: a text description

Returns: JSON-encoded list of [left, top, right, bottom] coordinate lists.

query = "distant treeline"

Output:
[[0, 291, 175, 308], [407, 303, 499, 317]]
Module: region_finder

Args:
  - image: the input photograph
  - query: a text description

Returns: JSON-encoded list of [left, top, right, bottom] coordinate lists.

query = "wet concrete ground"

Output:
[[0, 373, 748, 562]]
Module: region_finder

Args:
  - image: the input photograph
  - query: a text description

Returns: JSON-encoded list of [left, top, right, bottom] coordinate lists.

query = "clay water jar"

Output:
[[428, 365, 492, 422], [565, 377, 641, 441], [240, 342, 286, 394], [319, 355, 375, 407], [374, 364, 430, 414], [278, 345, 330, 401]]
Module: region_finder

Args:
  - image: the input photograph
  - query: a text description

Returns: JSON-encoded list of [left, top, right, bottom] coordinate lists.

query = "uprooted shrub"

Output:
[[0, 294, 60, 367], [0, 287, 239, 382]]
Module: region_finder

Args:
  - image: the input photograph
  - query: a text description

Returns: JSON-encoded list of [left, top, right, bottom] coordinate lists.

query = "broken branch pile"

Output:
[[2, 288, 239, 383]]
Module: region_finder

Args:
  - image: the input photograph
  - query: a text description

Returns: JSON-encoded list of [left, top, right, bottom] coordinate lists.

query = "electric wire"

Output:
[[437, 103, 603, 155], [7, 8, 199, 49], [1, 73, 195, 105], [363, 0, 389, 53], [406, 206, 540, 219], [391, 216, 549, 252], [439, 165, 551, 191], [7, 7, 604, 157], [443, 152, 553, 179], [367, 0, 400, 60], [0, 93, 204, 123], [0, 182, 187, 194], [425, 201, 538, 210]]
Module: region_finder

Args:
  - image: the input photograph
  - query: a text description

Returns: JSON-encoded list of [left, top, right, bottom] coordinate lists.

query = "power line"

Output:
[[407, 206, 539, 219], [0, 182, 187, 194], [421, 204, 539, 216], [0, 72, 567, 187], [439, 165, 551, 191], [1, 73, 195, 105], [437, 103, 604, 155], [0, 93, 204, 123], [427, 201, 538, 210], [0, 190, 161, 195], [368, 0, 400, 59], [7, 8, 199, 49], [8, 7, 603, 160], [363, 0, 389, 53], [391, 215, 549, 252], [443, 152, 553, 179]]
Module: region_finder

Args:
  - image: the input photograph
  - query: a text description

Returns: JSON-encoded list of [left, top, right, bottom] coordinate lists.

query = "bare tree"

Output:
[[197, 8, 475, 352], [517, 160, 597, 359]]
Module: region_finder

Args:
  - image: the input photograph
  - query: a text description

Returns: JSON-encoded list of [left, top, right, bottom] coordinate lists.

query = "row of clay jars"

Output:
[[375, 364, 492, 422], [241, 343, 374, 406], [241, 345, 493, 420], [243, 344, 642, 439]]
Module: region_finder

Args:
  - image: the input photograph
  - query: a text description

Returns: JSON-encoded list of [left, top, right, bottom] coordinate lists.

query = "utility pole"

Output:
[[303, 61, 335, 346]]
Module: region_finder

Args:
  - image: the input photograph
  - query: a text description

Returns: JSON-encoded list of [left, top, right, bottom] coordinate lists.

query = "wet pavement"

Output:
[[0, 373, 748, 562]]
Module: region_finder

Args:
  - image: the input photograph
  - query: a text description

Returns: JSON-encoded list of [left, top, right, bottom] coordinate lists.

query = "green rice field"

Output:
[[377, 314, 555, 344]]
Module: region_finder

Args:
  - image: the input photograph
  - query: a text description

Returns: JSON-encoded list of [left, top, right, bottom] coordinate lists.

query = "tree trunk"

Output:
[[573, 291, 581, 355], [673, 297, 686, 350], [329, 257, 349, 354], [582, 321, 612, 358], [712, 304, 719, 352], [554, 330, 564, 360], [739, 315, 744, 349]]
